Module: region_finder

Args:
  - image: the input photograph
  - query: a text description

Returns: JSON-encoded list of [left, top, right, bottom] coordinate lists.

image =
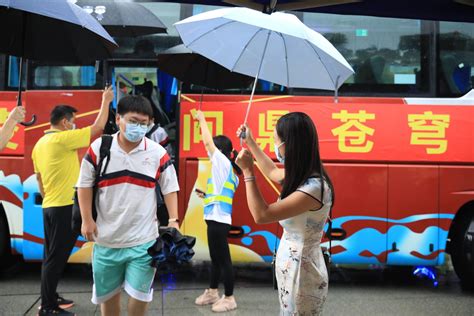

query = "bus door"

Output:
[[111, 64, 174, 126]]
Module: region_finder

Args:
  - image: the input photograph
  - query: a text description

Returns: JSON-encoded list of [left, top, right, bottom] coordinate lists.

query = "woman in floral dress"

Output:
[[236, 112, 334, 315]]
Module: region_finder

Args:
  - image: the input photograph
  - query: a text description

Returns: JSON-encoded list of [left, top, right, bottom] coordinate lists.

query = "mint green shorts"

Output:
[[92, 240, 156, 304]]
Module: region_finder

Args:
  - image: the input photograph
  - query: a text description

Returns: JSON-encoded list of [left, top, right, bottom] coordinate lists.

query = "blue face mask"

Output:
[[124, 123, 148, 143], [274, 142, 285, 163]]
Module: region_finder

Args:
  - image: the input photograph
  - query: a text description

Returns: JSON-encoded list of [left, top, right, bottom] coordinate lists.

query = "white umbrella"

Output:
[[175, 7, 354, 131]]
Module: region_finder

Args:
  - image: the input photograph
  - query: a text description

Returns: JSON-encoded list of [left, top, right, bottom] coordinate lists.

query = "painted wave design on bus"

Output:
[[0, 173, 85, 260], [322, 226, 448, 265], [238, 213, 454, 265], [0, 171, 23, 254], [326, 214, 453, 265], [0, 171, 23, 201]]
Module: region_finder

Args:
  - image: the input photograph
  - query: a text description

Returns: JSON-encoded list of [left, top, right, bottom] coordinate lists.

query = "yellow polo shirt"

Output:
[[32, 127, 91, 208]]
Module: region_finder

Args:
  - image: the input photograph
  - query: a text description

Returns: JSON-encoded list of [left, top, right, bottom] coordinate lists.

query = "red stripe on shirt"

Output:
[[87, 147, 97, 166], [159, 137, 169, 146], [98, 176, 156, 188], [155, 153, 171, 179]]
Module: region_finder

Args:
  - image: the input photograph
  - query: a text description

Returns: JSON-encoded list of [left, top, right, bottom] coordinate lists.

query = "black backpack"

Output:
[[71, 135, 113, 235]]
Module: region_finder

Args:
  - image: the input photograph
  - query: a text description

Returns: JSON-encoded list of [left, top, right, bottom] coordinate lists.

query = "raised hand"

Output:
[[236, 124, 254, 144], [8, 106, 26, 123], [235, 148, 254, 173], [102, 85, 114, 105]]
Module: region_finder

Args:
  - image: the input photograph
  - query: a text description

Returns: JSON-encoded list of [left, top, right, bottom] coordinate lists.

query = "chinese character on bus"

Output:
[[408, 111, 450, 154], [183, 109, 223, 151], [256, 110, 289, 152], [0, 108, 19, 150], [331, 110, 376, 153]]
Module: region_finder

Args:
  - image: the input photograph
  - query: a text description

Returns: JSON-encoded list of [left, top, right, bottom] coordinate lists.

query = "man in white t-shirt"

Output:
[[77, 95, 179, 316]]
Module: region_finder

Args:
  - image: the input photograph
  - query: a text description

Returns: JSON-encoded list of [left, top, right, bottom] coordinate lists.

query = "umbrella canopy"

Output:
[[175, 7, 354, 91], [175, 7, 354, 139], [157, 44, 253, 90], [0, 0, 118, 126], [0, 0, 117, 63], [76, 0, 167, 37]]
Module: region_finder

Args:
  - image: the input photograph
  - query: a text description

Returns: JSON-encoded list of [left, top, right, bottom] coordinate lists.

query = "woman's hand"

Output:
[[236, 149, 254, 174], [236, 124, 254, 145], [8, 106, 26, 123]]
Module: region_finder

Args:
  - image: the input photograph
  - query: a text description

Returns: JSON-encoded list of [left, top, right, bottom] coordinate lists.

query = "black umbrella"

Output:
[[76, 0, 167, 37], [157, 44, 253, 91], [0, 0, 117, 126]]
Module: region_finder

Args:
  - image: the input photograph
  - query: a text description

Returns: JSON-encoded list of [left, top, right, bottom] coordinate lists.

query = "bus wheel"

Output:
[[450, 210, 474, 291]]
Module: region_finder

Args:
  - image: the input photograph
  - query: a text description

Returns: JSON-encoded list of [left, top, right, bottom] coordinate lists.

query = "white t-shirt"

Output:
[[76, 134, 179, 248], [204, 150, 238, 225]]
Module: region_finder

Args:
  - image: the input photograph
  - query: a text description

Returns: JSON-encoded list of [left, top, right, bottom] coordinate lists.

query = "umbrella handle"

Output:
[[239, 133, 245, 146], [239, 131, 246, 147], [20, 114, 37, 127]]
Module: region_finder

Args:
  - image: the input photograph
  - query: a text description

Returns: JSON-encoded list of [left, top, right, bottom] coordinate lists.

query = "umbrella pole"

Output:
[[334, 75, 340, 104], [17, 57, 23, 107], [240, 73, 260, 147], [199, 87, 204, 111], [241, 31, 271, 146], [17, 13, 36, 126], [17, 12, 26, 108], [243, 74, 259, 125]]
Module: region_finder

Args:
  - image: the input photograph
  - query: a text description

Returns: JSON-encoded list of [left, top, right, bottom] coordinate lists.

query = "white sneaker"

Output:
[[195, 289, 220, 306], [211, 295, 237, 313]]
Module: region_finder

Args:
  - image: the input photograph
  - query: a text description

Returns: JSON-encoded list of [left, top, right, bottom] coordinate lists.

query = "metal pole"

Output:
[[240, 30, 271, 146]]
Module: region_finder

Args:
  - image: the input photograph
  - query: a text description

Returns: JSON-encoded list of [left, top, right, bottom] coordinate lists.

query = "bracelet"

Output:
[[244, 176, 256, 182], [168, 218, 179, 223]]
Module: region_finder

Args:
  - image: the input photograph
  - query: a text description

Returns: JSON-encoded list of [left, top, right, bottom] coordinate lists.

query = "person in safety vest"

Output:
[[193, 110, 241, 313]]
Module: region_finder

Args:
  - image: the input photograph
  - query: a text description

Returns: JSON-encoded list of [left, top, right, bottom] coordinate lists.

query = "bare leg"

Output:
[[101, 292, 121, 316], [128, 297, 149, 316]]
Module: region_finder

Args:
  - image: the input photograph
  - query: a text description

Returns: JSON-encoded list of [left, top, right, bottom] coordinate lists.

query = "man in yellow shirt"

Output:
[[32, 86, 113, 316]]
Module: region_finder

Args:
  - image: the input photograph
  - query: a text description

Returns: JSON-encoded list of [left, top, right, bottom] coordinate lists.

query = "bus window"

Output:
[[5, 56, 26, 90], [438, 22, 474, 97], [29, 64, 101, 90], [301, 13, 430, 95]]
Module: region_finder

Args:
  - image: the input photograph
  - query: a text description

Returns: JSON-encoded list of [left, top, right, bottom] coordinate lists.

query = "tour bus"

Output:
[[0, 3, 473, 288]]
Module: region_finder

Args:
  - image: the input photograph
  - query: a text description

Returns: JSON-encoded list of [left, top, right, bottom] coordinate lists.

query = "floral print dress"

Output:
[[276, 177, 332, 316]]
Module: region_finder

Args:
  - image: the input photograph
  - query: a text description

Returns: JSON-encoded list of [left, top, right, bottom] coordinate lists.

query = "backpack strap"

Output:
[[94, 135, 113, 185], [145, 123, 160, 139]]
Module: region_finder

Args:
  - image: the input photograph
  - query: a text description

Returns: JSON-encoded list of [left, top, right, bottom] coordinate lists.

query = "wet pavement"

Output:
[[0, 261, 473, 316]]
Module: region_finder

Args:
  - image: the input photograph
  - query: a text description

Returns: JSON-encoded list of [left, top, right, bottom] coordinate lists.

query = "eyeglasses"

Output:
[[121, 116, 150, 129]]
